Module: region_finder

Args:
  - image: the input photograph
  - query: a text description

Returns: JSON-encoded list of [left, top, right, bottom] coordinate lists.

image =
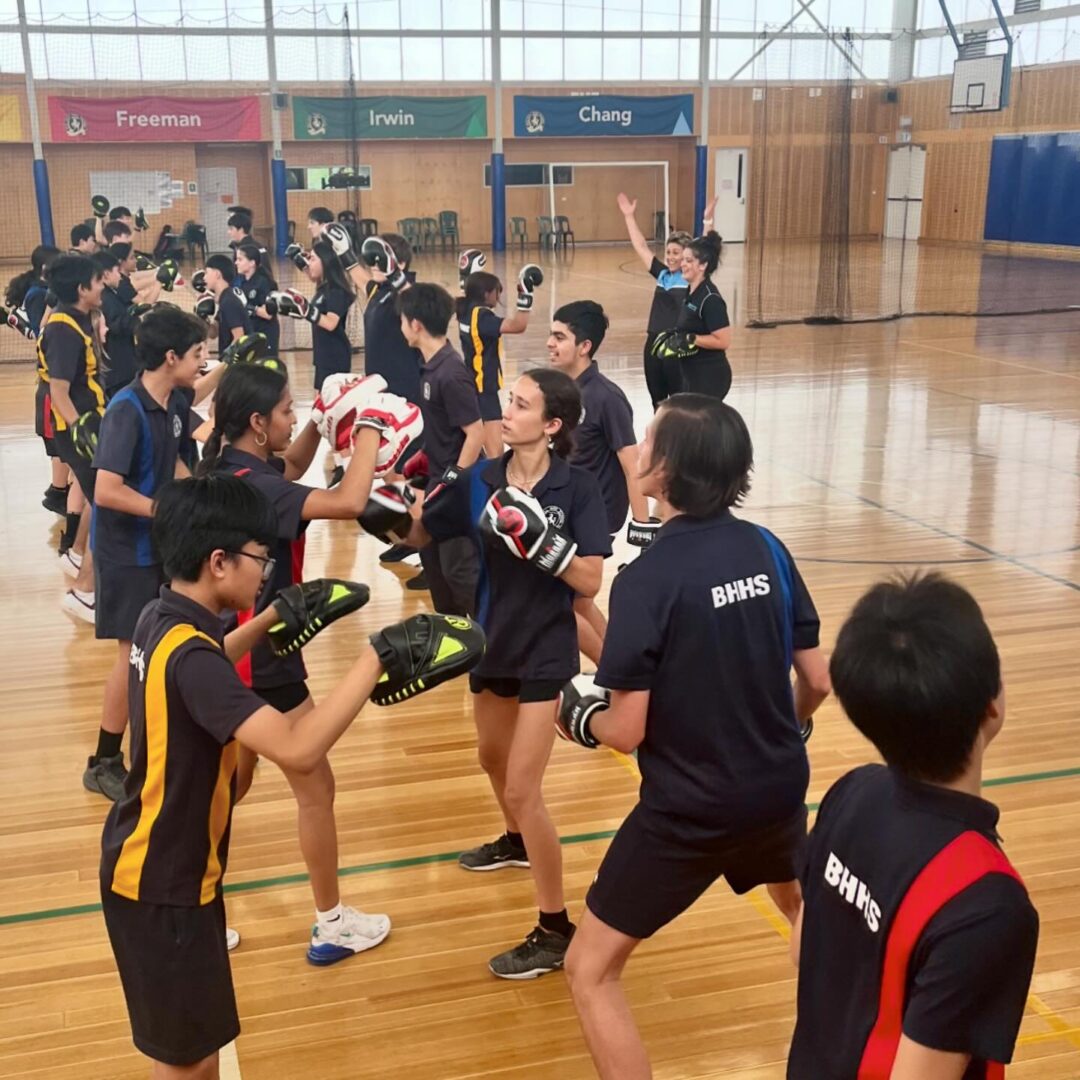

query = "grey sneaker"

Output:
[[458, 833, 530, 871], [83, 754, 128, 801], [489, 925, 574, 980]]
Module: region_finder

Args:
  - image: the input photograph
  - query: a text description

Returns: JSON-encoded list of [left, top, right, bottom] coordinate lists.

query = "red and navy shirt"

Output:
[[788, 765, 1039, 1079], [218, 447, 310, 690]]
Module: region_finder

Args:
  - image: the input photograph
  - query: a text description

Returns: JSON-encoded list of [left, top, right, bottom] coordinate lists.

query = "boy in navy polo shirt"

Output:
[[788, 575, 1039, 1079], [547, 299, 651, 663], [557, 394, 830, 1078], [399, 282, 484, 614], [203, 253, 250, 357], [86, 306, 225, 801]]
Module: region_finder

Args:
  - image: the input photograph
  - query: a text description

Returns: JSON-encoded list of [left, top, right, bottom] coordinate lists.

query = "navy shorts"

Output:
[[587, 802, 808, 939], [469, 674, 564, 703], [254, 680, 311, 713], [95, 561, 164, 641], [53, 426, 95, 501], [478, 389, 503, 423], [101, 888, 239, 1066]]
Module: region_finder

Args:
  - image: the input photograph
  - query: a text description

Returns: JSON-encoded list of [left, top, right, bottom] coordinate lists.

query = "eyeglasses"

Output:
[[225, 550, 276, 583]]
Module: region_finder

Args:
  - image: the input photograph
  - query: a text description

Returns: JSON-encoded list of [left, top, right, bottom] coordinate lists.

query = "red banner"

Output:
[[48, 95, 261, 143]]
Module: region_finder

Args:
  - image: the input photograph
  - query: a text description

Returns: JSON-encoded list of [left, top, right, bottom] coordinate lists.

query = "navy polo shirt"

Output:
[[569, 362, 637, 534], [311, 283, 353, 378], [363, 275, 422, 402], [236, 270, 280, 355], [217, 288, 250, 356], [92, 377, 194, 566], [116, 275, 137, 305], [218, 447, 311, 690], [100, 283, 139, 392], [420, 341, 481, 484], [422, 452, 611, 680], [597, 512, 818, 834], [676, 279, 730, 374], [789, 765, 1039, 1078]]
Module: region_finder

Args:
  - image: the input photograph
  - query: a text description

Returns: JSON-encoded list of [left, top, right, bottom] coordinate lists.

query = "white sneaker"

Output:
[[60, 549, 82, 578], [62, 589, 95, 624], [226, 927, 240, 951], [307, 905, 391, 966]]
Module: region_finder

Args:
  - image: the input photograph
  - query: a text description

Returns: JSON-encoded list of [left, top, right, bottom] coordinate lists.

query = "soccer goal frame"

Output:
[[547, 160, 670, 240]]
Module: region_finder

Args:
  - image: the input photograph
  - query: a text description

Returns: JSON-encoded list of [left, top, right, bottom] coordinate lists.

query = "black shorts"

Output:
[[35, 379, 57, 455], [53, 426, 95, 501], [101, 888, 239, 1067], [254, 680, 311, 713], [469, 674, 564, 703], [586, 802, 808, 940], [478, 389, 503, 423], [95, 561, 164, 641]]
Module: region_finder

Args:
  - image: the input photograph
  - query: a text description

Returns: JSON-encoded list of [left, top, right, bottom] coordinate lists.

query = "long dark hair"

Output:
[[5, 244, 60, 307], [522, 367, 582, 459], [197, 363, 288, 476], [237, 241, 278, 292], [311, 239, 354, 297], [455, 271, 501, 322], [687, 230, 722, 277]]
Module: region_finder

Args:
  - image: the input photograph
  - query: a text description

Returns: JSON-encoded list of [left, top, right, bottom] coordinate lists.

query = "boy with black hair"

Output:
[[203, 253, 251, 357], [103, 220, 132, 245], [39, 254, 106, 620], [94, 204, 133, 248], [94, 250, 141, 398], [85, 306, 227, 800], [548, 299, 651, 664], [788, 574, 1039, 1079], [101, 473, 483, 1078], [226, 209, 267, 258], [307, 206, 335, 241], [399, 283, 483, 614], [69, 224, 97, 256]]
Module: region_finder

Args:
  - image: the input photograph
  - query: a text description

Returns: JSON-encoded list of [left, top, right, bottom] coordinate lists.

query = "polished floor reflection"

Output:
[[0, 246, 1078, 1078]]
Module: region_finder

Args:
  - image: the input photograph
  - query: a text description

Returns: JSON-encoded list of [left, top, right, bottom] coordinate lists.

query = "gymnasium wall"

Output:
[[901, 63, 1080, 250]]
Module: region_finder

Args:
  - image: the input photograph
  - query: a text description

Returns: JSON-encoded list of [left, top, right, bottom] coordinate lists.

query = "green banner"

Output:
[[292, 95, 487, 140]]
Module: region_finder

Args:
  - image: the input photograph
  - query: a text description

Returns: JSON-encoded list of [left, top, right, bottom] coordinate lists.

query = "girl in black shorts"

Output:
[[199, 362, 392, 966], [394, 368, 611, 978], [456, 269, 533, 460]]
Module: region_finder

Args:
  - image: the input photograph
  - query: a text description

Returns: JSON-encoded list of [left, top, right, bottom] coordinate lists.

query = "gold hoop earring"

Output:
[[255, 431, 268, 447]]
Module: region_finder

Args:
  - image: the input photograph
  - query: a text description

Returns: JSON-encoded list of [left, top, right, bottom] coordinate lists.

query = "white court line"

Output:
[[903, 338, 1080, 383], [220, 1039, 242, 1079]]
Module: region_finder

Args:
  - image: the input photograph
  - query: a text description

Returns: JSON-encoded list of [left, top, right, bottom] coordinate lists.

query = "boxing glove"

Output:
[[516, 264, 543, 311], [555, 677, 609, 749], [358, 481, 415, 543], [195, 295, 217, 322], [266, 288, 310, 320], [480, 486, 577, 577], [322, 222, 357, 270], [458, 248, 486, 288], [285, 243, 308, 271], [360, 237, 407, 291]]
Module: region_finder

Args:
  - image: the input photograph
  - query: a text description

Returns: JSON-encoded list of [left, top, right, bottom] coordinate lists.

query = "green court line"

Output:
[[3, 767, 1078, 929]]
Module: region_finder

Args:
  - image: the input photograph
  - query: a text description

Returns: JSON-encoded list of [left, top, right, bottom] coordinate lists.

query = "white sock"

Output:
[[317, 902, 343, 924], [73, 588, 94, 603], [332, 452, 345, 469], [66, 550, 83, 566]]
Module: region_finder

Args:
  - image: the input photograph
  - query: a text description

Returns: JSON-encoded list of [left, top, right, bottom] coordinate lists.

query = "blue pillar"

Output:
[[693, 144, 707, 237], [491, 152, 506, 253], [33, 157, 54, 248], [271, 157, 289, 256]]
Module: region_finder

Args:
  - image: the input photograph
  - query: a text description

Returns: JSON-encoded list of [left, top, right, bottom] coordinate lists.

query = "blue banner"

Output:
[[513, 94, 694, 138]]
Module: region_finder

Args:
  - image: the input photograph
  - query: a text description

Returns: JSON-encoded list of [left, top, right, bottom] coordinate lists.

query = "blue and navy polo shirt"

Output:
[[597, 511, 818, 835], [92, 376, 194, 567], [216, 287, 251, 357], [422, 451, 611, 681], [569, 361, 637, 535], [647, 256, 688, 334], [789, 765, 1039, 1078]]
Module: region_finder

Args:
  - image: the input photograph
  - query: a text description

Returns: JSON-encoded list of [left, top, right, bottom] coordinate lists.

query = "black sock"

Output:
[[539, 908, 573, 937], [63, 512, 80, 545], [94, 729, 123, 763], [506, 830, 525, 850]]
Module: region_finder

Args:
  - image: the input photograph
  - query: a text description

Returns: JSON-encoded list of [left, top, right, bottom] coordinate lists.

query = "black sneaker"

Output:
[[404, 570, 430, 592], [379, 544, 418, 564], [83, 753, 128, 801], [489, 925, 574, 980], [42, 484, 68, 516], [458, 833, 530, 872], [328, 465, 345, 488]]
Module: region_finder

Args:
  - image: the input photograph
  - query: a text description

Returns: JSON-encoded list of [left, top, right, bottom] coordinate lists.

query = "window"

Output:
[[712, 36, 759, 79], [140, 34, 188, 81], [275, 35, 316, 81], [444, 0, 488, 30], [185, 34, 232, 79], [287, 166, 372, 192], [356, 34, 402, 79], [483, 163, 573, 187], [603, 37, 641, 79], [92, 33, 143, 80], [402, 35, 442, 80], [604, 0, 641, 32], [443, 37, 486, 80], [643, 37, 682, 79], [401, 0, 442, 31], [568, 0, 604, 32]]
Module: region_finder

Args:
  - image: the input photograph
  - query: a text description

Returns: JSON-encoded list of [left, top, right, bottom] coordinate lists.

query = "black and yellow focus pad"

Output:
[[370, 613, 486, 706], [269, 578, 371, 657]]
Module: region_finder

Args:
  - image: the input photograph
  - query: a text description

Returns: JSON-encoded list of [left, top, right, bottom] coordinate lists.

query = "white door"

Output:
[[713, 148, 748, 243], [885, 145, 926, 240], [196, 166, 238, 251]]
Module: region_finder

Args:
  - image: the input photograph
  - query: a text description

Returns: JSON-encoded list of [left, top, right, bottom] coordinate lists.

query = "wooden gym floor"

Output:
[[0, 245, 1078, 1078]]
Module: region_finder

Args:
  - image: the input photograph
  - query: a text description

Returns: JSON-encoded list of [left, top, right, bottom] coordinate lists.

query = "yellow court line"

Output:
[[604, 744, 1080, 1052]]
